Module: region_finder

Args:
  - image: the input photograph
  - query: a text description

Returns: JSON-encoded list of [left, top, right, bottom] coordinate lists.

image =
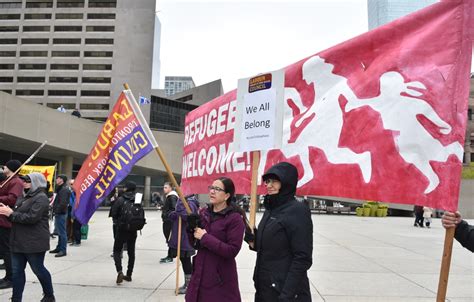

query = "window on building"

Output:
[[50, 64, 79, 70], [21, 38, 49, 44], [1, 90, 12, 94], [0, 64, 15, 69], [51, 51, 80, 57], [55, 13, 83, 19], [23, 26, 50, 32], [17, 77, 45, 83], [25, 1, 53, 8], [0, 2, 22, 9], [84, 51, 112, 57], [16, 90, 44, 96], [87, 13, 115, 19], [19, 51, 48, 57], [85, 38, 113, 45], [48, 90, 77, 96], [49, 76, 78, 83], [83, 64, 112, 71], [82, 77, 111, 83], [88, 0, 116, 8], [0, 77, 13, 82], [0, 14, 21, 20], [0, 39, 17, 44], [53, 38, 81, 44], [19, 64, 46, 70], [80, 103, 109, 110], [24, 13, 51, 19], [57, 0, 84, 8], [86, 26, 114, 32], [81, 90, 110, 97], [0, 26, 19, 32], [0, 51, 16, 57], [54, 25, 82, 32]]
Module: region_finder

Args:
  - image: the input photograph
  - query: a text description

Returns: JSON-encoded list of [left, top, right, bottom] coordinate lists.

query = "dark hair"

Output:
[[215, 177, 250, 231], [216, 177, 235, 204], [164, 182, 173, 189]]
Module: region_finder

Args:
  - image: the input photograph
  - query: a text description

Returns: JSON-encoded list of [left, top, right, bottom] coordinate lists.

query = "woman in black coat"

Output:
[[246, 162, 313, 302], [0, 172, 55, 302]]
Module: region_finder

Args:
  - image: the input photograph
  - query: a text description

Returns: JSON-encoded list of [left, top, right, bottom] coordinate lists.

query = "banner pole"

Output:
[[0, 141, 47, 189], [122, 83, 192, 214], [175, 216, 182, 295], [249, 151, 260, 229], [436, 227, 455, 301]]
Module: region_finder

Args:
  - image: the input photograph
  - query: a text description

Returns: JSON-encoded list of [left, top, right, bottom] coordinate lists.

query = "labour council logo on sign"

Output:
[[233, 69, 285, 152]]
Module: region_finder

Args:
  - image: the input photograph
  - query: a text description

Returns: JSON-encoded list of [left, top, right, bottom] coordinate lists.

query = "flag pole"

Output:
[[175, 216, 182, 295], [249, 151, 260, 229], [122, 83, 192, 214], [436, 227, 455, 301], [0, 141, 47, 188]]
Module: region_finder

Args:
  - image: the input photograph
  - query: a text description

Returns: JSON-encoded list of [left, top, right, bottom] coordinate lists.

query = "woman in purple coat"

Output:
[[185, 177, 247, 302]]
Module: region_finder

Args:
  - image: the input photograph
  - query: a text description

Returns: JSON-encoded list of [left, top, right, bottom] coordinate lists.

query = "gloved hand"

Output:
[[244, 227, 257, 243], [187, 213, 201, 232]]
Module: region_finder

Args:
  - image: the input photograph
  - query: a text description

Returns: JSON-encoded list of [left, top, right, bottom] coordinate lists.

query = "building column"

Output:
[[61, 155, 74, 180], [144, 176, 151, 207]]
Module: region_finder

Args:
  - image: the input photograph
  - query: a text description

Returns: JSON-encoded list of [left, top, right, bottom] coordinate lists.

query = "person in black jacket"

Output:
[[159, 182, 177, 263], [110, 181, 138, 284], [442, 211, 473, 252], [0, 172, 55, 302], [246, 162, 313, 302], [49, 175, 70, 258]]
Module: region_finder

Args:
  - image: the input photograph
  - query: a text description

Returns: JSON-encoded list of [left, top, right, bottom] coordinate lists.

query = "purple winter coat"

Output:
[[185, 206, 245, 302], [168, 198, 199, 252]]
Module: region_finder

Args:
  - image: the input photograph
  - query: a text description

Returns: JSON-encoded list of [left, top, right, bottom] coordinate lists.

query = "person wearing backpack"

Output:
[[110, 181, 145, 284]]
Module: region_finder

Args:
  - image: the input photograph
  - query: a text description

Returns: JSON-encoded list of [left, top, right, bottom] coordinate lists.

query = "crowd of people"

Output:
[[0, 158, 472, 302]]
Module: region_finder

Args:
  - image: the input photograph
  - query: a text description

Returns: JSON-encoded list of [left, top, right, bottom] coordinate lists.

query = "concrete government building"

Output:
[[0, 0, 155, 121]]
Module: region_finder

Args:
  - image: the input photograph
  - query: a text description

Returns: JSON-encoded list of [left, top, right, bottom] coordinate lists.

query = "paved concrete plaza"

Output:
[[0, 210, 472, 301]]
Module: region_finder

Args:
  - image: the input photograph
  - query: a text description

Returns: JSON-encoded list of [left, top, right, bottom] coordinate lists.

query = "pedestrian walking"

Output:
[[423, 206, 433, 228], [110, 181, 143, 284], [413, 205, 424, 227], [0, 173, 55, 302], [49, 175, 70, 258], [245, 162, 313, 302], [185, 177, 247, 302], [160, 182, 177, 263], [168, 195, 199, 294]]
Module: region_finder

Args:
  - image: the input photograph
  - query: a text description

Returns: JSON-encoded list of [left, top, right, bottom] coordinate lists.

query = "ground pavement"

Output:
[[0, 210, 472, 301]]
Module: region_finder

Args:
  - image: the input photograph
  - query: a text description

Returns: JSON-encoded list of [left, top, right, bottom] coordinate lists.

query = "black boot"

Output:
[[178, 274, 191, 295]]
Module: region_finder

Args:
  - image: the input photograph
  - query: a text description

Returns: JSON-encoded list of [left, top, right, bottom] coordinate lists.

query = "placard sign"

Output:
[[233, 69, 285, 152]]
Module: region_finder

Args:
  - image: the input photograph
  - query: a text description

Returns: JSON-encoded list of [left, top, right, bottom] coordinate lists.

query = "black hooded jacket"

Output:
[[253, 162, 313, 302]]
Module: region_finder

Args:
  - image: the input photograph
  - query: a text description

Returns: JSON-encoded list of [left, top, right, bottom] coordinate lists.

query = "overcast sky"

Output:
[[155, 0, 473, 93], [156, 0, 368, 92]]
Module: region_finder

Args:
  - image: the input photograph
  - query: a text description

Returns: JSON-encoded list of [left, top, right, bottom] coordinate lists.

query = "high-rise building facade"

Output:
[[0, 0, 156, 121], [151, 15, 161, 90], [367, 0, 437, 30], [164, 76, 195, 96]]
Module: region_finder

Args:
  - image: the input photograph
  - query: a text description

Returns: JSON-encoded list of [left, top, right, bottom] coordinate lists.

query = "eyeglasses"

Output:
[[22, 178, 31, 183], [208, 186, 225, 193], [264, 179, 279, 185]]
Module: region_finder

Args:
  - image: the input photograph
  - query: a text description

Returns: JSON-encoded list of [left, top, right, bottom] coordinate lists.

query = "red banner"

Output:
[[181, 0, 473, 211]]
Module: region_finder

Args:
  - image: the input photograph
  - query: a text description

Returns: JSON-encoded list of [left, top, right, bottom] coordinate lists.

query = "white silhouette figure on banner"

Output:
[[258, 56, 462, 194], [259, 56, 372, 187], [345, 71, 463, 193]]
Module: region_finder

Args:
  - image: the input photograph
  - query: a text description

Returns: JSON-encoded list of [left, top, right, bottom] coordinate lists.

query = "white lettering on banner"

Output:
[[182, 143, 251, 179], [184, 100, 237, 146]]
